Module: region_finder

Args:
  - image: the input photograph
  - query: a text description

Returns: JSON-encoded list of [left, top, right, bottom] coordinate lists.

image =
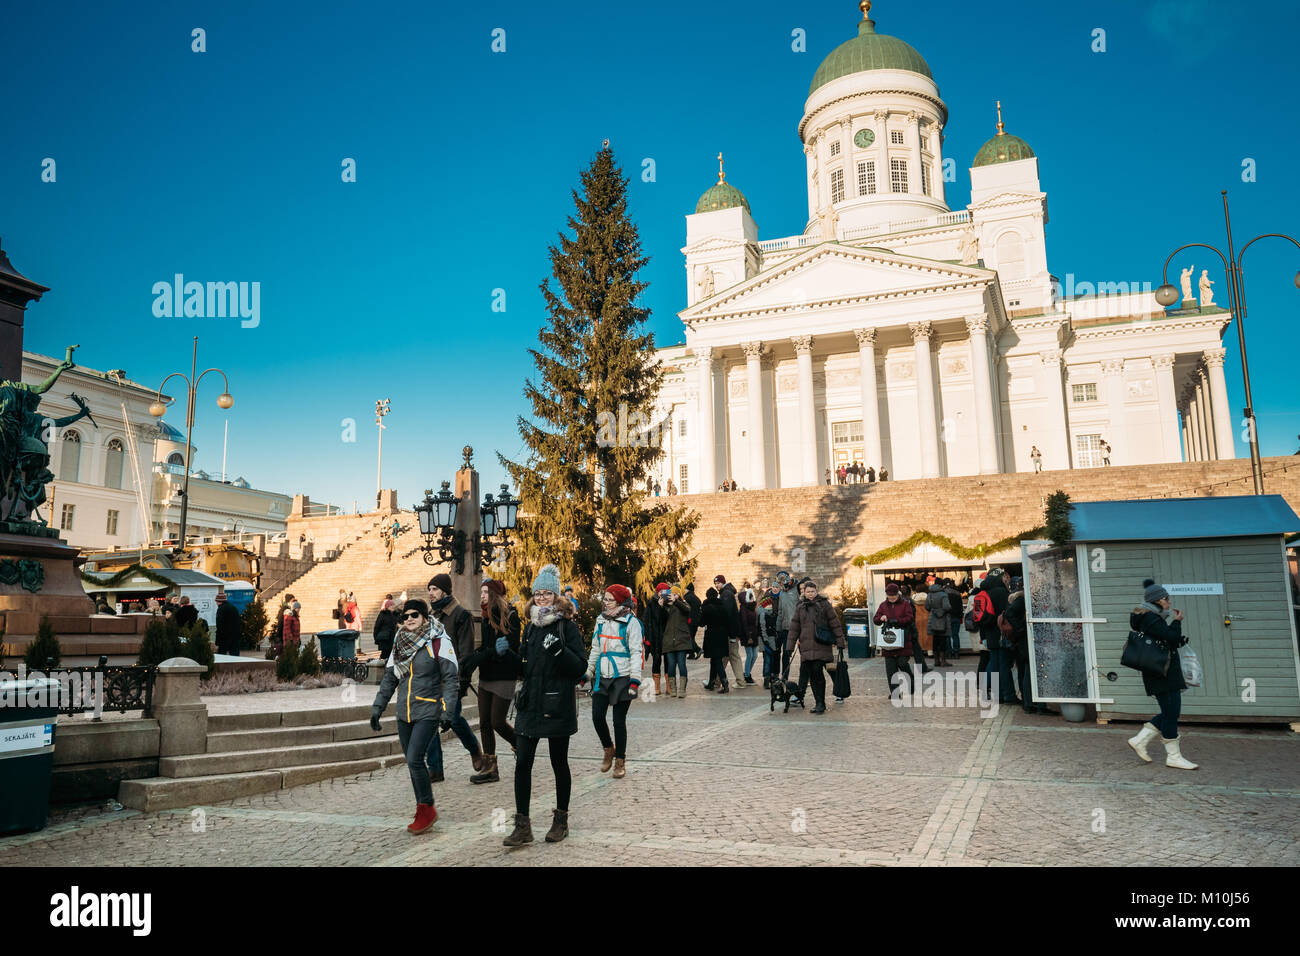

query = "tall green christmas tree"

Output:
[[500, 144, 698, 597]]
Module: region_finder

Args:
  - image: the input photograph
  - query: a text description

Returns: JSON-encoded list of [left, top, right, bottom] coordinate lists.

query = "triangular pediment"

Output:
[[681, 243, 994, 321], [969, 190, 1046, 210], [682, 235, 752, 255]]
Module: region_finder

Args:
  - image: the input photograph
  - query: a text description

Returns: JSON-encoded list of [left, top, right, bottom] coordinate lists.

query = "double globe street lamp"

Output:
[[413, 480, 519, 572], [148, 336, 233, 547], [1154, 191, 1300, 495]]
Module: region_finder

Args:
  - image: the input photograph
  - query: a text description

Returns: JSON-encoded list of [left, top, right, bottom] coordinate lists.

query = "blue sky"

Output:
[[3, 0, 1299, 509]]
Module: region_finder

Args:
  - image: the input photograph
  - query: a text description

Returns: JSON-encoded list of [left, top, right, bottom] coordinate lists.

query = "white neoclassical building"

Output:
[[648, 2, 1235, 494]]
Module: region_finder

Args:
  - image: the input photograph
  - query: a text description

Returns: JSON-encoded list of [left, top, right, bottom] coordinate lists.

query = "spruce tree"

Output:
[[500, 144, 697, 597]]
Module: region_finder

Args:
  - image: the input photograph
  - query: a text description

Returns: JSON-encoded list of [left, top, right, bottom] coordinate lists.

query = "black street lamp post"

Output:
[[413, 479, 518, 572]]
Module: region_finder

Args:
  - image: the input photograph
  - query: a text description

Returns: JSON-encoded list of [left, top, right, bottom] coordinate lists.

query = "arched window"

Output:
[[60, 430, 81, 482], [104, 438, 125, 489], [995, 231, 1026, 276], [167, 452, 184, 466]]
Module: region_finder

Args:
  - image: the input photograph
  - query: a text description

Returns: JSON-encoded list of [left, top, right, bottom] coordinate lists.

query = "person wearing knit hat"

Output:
[[501, 564, 586, 847], [462, 578, 522, 785], [786, 578, 847, 713], [424, 575, 486, 781], [643, 583, 673, 696], [1126, 579, 1197, 770], [583, 583, 646, 779], [369, 598, 457, 834]]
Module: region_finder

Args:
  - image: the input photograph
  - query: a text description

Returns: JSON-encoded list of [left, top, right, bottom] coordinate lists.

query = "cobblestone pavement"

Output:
[[4, 658, 1299, 867]]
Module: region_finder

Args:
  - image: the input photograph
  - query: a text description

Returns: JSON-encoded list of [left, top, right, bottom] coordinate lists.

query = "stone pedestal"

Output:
[[153, 657, 208, 756], [0, 532, 95, 635]]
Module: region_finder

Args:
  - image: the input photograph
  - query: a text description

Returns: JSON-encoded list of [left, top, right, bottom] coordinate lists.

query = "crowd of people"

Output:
[[362, 562, 1198, 843], [825, 462, 887, 484]]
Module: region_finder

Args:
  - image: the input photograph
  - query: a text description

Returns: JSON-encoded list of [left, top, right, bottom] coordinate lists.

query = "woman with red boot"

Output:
[[369, 599, 458, 834]]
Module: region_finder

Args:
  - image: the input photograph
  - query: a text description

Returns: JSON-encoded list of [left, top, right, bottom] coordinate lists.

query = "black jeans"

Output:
[[396, 718, 437, 806], [514, 734, 571, 817], [885, 656, 912, 696], [798, 660, 827, 706], [1152, 690, 1182, 739], [591, 693, 631, 758], [1015, 646, 1034, 705]]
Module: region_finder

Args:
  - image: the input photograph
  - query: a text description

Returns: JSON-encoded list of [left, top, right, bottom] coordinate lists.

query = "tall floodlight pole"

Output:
[[375, 398, 391, 497]]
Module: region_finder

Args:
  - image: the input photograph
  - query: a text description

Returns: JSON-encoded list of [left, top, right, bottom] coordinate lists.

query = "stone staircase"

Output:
[[117, 699, 478, 812]]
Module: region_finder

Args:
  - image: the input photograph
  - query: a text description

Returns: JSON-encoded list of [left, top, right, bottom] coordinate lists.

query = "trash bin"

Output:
[[0, 676, 61, 835], [844, 609, 874, 658], [317, 629, 359, 659]]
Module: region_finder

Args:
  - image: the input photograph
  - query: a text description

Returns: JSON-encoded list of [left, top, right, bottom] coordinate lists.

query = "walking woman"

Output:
[[661, 587, 692, 697], [873, 583, 916, 697], [369, 599, 457, 834], [585, 584, 644, 779], [502, 564, 586, 847], [1126, 579, 1198, 770], [642, 583, 668, 696], [462, 579, 520, 784], [700, 586, 732, 693], [373, 596, 398, 663], [740, 583, 760, 684]]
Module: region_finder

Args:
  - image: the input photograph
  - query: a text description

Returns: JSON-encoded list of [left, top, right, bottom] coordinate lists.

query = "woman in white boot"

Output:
[[1126, 579, 1198, 770]]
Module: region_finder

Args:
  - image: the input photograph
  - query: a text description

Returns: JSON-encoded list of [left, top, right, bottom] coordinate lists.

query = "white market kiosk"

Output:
[[81, 567, 229, 630], [1022, 495, 1300, 726]]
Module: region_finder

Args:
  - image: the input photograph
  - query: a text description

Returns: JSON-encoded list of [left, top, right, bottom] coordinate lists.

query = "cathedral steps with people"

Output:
[[680, 456, 1300, 594]]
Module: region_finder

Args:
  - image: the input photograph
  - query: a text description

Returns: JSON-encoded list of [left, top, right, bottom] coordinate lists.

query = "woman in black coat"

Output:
[[699, 587, 732, 694], [462, 579, 521, 784], [499, 564, 586, 847], [1125, 579, 1197, 770], [372, 596, 398, 663]]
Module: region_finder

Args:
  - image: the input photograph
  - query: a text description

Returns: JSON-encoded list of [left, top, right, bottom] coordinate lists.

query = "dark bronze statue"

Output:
[[0, 345, 95, 526]]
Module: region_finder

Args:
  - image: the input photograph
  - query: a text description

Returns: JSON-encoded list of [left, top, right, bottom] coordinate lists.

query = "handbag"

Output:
[[1180, 646, 1203, 687], [831, 648, 852, 700], [1121, 630, 1171, 677], [814, 624, 835, 646]]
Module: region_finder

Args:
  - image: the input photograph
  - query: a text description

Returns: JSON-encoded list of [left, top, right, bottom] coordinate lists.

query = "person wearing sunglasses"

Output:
[[501, 564, 585, 848], [369, 599, 458, 835]]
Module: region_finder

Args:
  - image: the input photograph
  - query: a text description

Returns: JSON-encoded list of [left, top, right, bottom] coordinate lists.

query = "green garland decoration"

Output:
[[858, 527, 1046, 567]]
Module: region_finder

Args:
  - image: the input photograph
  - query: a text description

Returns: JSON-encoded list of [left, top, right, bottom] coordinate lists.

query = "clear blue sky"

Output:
[[3, 0, 1299, 509]]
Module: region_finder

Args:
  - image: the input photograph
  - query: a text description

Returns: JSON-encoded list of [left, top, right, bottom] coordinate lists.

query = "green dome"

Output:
[[695, 180, 751, 215], [972, 132, 1035, 167], [809, 17, 933, 95]]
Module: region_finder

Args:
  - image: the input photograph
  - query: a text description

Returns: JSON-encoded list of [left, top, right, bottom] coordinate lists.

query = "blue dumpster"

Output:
[[0, 677, 61, 835], [317, 629, 359, 659]]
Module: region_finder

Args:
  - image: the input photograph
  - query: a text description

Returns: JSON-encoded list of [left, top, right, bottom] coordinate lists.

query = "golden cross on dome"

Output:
[[717, 152, 725, 182], [996, 100, 1005, 135]]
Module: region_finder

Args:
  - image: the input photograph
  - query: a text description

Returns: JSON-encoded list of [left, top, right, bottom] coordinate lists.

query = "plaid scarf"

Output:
[[390, 620, 434, 681]]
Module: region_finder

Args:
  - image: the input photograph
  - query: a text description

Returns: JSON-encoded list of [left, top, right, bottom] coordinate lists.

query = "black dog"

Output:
[[770, 678, 805, 713]]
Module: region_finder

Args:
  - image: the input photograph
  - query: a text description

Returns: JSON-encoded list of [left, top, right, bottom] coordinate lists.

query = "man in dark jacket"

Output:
[[714, 576, 747, 688], [214, 591, 241, 656], [426, 573, 485, 779], [174, 595, 199, 630], [684, 583, 703, 657], [1002, 583, 1043, 714], [978, 569, 1016, 704]]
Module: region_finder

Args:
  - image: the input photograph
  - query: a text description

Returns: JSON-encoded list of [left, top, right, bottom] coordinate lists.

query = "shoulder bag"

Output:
[[1120, 629, 1170, 677]]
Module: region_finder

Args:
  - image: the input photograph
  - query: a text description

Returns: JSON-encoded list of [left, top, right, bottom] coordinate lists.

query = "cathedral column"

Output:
[[1040, 350, 1071, 470], [792, 336, 819, 486], [966, 315, 998, 474], [932, 123, 947, 206], [874, 109, 889, 195], [1100, 359, 1125, 466], [695, 346, 717, 492], [1152, 353, 1182, 463], [1196, 371, 1216, 459], [910, 322, 940, 478], [1204, 348, 1235, 459], [905, 111, 922, 196], [803, 143, 817, 219], [1186, 387, 1204, 461], [1180, 403, 1190, 461], [854, 328, 883, 470], [742, 342, 768, 489]]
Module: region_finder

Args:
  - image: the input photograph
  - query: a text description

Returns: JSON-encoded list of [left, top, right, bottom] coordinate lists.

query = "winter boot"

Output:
[[544, 809, 569, 843], [470, 753, 499, 784], [1127, 722, 1160, 763], [470, 749, 486, 773], [653, 674, 662, 696], [666, 677, 677, 698], [427, 768, 445, 783], [612, 757, 626, 779], [718, 679, 729, 694], [677, 679, 686, 699], [600, 745, 615, 773], [503, 813, 533, 847], [407, 803, 437, 834], [1163, 737, 1199, 770]]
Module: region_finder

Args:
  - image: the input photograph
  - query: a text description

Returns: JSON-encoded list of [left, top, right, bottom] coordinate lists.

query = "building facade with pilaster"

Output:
[[648, 3, 1234, 494]]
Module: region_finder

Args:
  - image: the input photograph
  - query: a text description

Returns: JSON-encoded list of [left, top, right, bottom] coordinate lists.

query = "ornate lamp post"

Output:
[[1155, 192, 1300, 495], [148, 336, 233, 546], [411, 468, 519, 571]]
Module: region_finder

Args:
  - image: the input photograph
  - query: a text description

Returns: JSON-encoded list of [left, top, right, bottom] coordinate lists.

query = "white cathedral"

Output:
[[648, 1, 1235, 494]]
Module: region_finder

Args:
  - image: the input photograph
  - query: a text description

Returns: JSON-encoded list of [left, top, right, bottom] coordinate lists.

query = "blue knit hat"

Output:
[[532, 563, 562, 595]]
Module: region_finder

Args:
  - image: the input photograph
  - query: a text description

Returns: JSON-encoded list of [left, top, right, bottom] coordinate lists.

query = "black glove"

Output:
[[369, 707, 382, 732], [439, 717, 453, 733]]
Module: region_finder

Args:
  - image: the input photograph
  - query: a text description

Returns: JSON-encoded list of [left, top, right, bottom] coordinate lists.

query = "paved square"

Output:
[[3, 658, 1298, 867]]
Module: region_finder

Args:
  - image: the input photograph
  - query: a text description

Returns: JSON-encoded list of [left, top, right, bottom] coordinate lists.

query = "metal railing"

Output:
[[0, 663, 156, 718]]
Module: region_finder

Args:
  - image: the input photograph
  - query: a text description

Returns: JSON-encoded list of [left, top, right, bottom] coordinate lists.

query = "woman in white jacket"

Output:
[[584, 584, 644, 779]]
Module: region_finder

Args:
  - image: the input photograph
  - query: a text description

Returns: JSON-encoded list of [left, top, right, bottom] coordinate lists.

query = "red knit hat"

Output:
[[605, 584, 633, 607], [655, 582, 671, 593], [483, 579, 506, 597]]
